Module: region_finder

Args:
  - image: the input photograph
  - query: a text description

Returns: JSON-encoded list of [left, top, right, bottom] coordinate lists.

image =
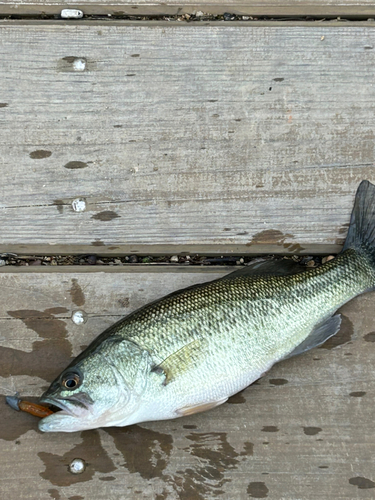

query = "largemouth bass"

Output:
[[39, 180, 375, 432]]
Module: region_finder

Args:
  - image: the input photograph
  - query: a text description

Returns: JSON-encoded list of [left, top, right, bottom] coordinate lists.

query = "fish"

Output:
[[39, 180, 375, 432]]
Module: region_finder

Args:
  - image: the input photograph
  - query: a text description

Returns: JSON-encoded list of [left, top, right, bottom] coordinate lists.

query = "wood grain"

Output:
[[1, 21, 375, 255], [0, 266, 374, 499]]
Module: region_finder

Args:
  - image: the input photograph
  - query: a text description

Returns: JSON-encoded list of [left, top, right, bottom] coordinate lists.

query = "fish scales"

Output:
[[35, 180, 375, 432], [112, 250, 372, 364]]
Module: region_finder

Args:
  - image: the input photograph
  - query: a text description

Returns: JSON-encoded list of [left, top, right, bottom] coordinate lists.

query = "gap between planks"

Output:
[[2, 3, 375, 18]]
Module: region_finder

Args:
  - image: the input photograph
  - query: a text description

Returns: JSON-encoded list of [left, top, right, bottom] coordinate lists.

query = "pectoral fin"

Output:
[[177, 398, 228, 416], [285, 314, 342, 359], [153, 338, 205, 385]]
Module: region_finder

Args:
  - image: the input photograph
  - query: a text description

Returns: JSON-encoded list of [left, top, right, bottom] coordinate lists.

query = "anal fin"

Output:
[[177, 398, 228, 416], [285, 314, 342, 359]]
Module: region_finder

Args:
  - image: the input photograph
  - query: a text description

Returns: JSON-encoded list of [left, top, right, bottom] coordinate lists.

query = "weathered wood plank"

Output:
[[3, 1, 375, 17], [0, 267, 374, 499], [1, 21, 375, 255]]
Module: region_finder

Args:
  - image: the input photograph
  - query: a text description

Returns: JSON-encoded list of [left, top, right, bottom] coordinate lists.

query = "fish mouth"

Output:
[[39, 397, 76, 416]]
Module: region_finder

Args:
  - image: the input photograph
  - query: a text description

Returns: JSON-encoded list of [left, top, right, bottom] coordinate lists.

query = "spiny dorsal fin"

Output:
[[223, 258, 306, 280], [285, 314, 342, 359], [153, 338, 205, 385]]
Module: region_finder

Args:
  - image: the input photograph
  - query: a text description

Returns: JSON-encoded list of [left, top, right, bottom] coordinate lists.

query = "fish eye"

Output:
[[61, 372, 81, 390]]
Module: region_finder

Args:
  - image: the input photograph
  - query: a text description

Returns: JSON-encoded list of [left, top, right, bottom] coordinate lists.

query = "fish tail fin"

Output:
[[342, 180, 375, 267]]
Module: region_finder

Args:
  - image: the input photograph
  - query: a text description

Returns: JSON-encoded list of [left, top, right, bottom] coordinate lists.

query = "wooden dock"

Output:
[[1, 2, 375, 498]]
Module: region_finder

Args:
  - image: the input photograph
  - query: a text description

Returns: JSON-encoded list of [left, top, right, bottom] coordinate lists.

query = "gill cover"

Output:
[[39, 338, 154, 432]]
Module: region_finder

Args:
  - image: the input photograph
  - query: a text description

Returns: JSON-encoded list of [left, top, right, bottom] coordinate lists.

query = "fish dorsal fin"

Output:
[[153, 338, 204, 385], [285, 314, 342, 359], [223, 258, 306, 279]]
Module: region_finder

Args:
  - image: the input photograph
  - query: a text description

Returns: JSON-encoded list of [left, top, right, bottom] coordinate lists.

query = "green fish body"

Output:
[[39, 181, 375, 432]]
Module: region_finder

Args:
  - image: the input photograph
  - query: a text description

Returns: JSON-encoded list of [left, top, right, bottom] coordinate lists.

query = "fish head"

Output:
[[39, 338, 153, 432]]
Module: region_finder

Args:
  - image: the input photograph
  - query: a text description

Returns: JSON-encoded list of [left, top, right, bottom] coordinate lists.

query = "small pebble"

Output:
[[307, 260, 316, 268], [61, 9, 84, 19], [223, 12, 236, 21], [0, 259, 6, 266], [87, 255, 97, 265], [129, 255, 138, 263], [30, 259, 42, 266], [322, 255, 335, 264], [97, 259, 104, 265], [196, 10, 204, 17], [170, 255, 179, 263], [114, 259, 123, 265]]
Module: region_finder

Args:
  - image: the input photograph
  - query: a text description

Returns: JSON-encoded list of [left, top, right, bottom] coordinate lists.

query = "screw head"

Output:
[[69, 458, 86, 474], [72, 310, 87, 325], [73, 58, 86, 72], [72, 198, 86, 212]]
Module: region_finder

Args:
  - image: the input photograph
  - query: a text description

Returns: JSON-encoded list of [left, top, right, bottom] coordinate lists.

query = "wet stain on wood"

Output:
[[29, 150, 52, 159], [48, 489, 60, 499], [69, 496, 85, 500], [92, 211, 121, 222], [70, 278, 85, 306], [183, 424, 197, 429], [92, 239, 105, 246], [99, 476, 116, 481], [64, 161, 88, 170], [320, 314, 353, 349], [155, 491, 168, 500], [273, 77, 284, 82], [227, 389, 246, 404], [269, 378, 288, 385], [39, 430, 116, 486], [0, 103, 8, 107], [247, 230, 294, 247], [175, 432, 253, 499], [105, 425, 173, 480], [247, 481, 269, 498], [261, 426, 279, 432], [303, 426, 322, 436], [349, 391, 366, 397], [349, 476, 375, 489], [364, 331, 375, 342], [118, 297, 130, 307], [0, 308, 72, 387], [284, 243, 305, 252], [53, 199, 64, 214]]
